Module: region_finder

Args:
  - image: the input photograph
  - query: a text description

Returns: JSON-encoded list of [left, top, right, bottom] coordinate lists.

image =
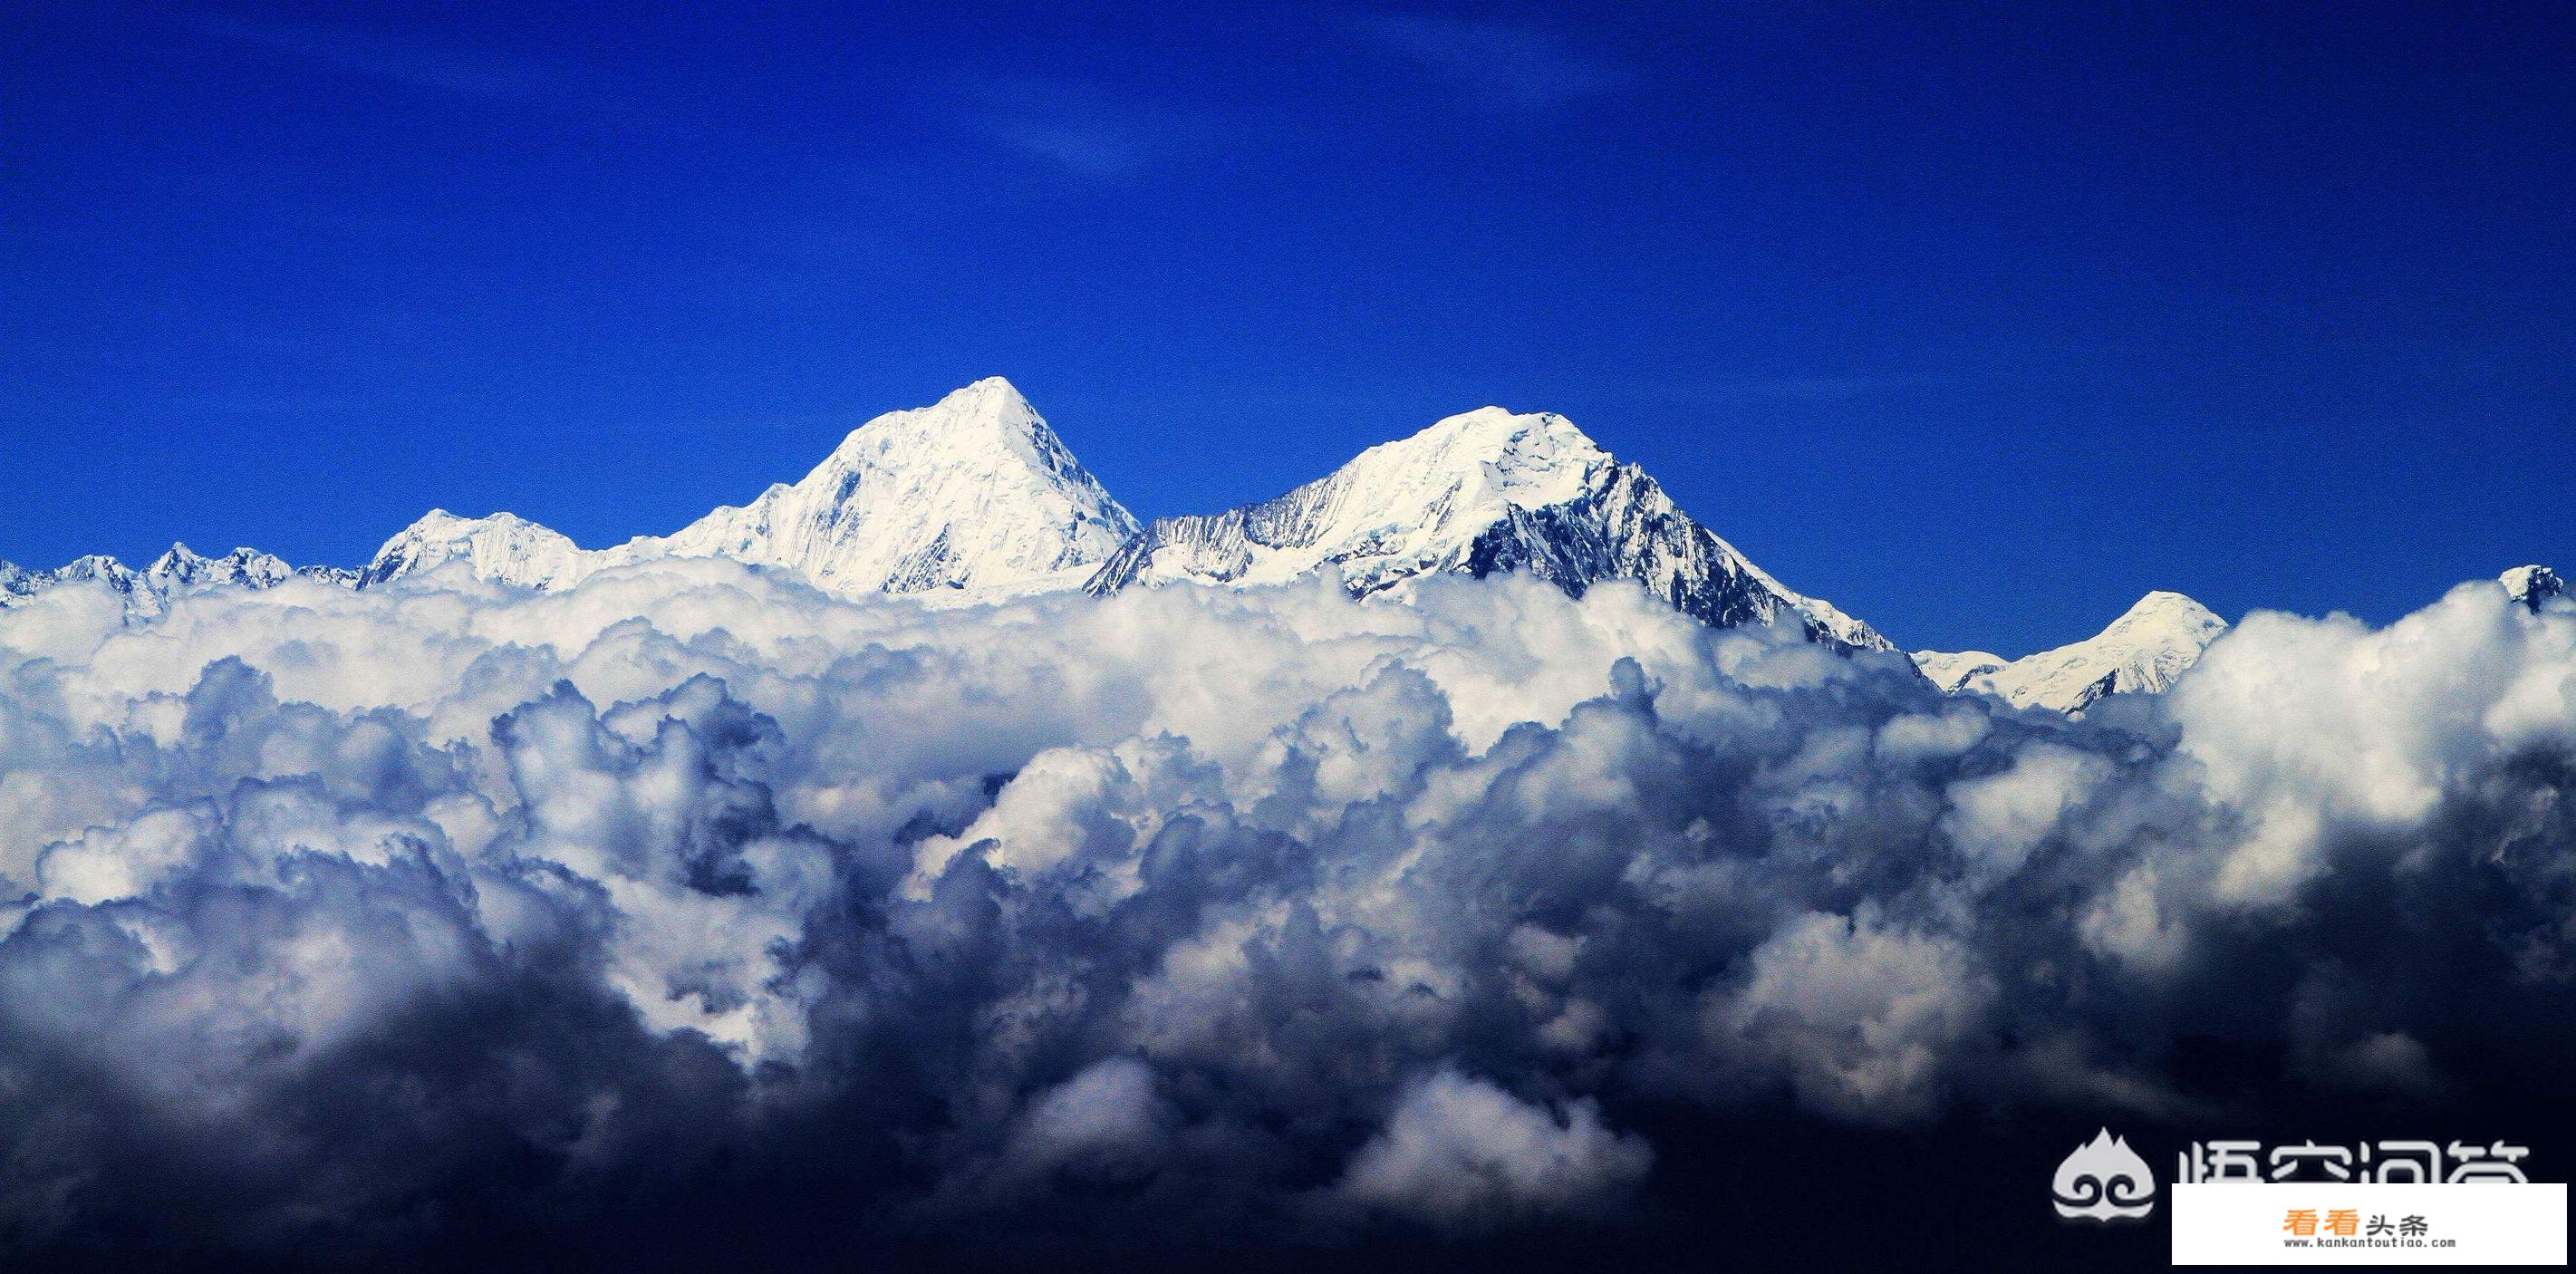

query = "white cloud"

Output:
[[2, 561, 2573, 1260], [1332, 1069, 1650, 1230]]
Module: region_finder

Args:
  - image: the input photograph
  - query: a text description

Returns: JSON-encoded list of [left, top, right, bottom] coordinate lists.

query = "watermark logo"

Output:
[[2053, 1128, 2156, 1221]]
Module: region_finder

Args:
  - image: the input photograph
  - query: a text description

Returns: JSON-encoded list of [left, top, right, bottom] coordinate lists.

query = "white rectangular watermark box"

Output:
[[2173, 1182, 2566, 1265]]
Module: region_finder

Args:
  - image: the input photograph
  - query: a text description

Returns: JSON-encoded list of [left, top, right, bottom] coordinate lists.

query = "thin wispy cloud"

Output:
[[954, 73, 1215, 179], [178, 11, 574, 102], [1355, 11, 1625, 112]]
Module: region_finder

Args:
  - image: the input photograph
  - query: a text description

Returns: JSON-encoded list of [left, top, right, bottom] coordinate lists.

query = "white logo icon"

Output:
[[2054, 1128, 2156, 1221]]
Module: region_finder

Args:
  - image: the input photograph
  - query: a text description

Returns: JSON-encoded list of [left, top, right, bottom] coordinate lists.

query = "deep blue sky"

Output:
[[5, 2, 2570, 653]]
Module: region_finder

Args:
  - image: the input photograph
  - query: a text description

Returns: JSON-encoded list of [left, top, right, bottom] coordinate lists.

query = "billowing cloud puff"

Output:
[[1, 563, 2571, 1266], [1331, 1070, 1651, 1230]]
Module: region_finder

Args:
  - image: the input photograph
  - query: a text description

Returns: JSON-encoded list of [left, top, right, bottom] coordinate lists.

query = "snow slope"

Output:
[[1915, 591, 2228, 713], [358, 511, 591, 591], [1911, 650, 2008, 694], [1083, 405, 1892, 651]]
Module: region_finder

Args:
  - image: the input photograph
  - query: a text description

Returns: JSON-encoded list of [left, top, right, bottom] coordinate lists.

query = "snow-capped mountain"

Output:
[[360, 377, 1140, 601], [614, 376, 1138, 596], [145, 543, 296, 592], [1082, 405, 1892, 651], [357, 510, 591, 591], [1915, 591, 2228, 713], [14, 382, 2552, 675], [0, 543, 339, 617], [0, 555, 145, 611], [2503, 565, 2566, 612], [11, 380, 1870, 648], [2, 382, 1885, 647]]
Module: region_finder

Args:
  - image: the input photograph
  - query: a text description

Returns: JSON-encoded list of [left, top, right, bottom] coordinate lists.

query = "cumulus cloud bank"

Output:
[[1, 561, 2571, 1265]]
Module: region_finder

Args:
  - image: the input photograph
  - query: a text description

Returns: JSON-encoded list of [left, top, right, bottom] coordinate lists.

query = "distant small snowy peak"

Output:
[[0, 553, 154, 614], [360, 509, 592, 591], [0, 542, 320, 616], [1923, 591, 2228, 714], [1910, 649, 2007, 694], [613, 375, 1141, 597], [1085, 404, 1896, 651], [2501, 565, 2566, 612], [296, 564, 363, 588], [147, 543, 294, 592]]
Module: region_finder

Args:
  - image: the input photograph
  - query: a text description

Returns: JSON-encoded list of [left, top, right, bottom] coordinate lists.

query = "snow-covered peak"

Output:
[[0, 543, 330, 616], [1919, 590, 2227, 713], [2502, 565, 2565, 611], [49, 555, 139, 588], [362, 509, 591, 591], [0, 554, 151, 614], [2096, 590, 2225, 651], [613, 377, 1139, 596], [353, 380, 1141, 601], [1339, 406, 1610, 515], [146, 543, 294, 591], [146, 542, 204, 575], [857, 375, 1042, 449], [1086, 401, 1894, 651]]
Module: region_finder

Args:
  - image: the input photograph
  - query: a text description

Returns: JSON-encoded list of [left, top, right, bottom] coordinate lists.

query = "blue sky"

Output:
[[5, 1, 2569, 653]]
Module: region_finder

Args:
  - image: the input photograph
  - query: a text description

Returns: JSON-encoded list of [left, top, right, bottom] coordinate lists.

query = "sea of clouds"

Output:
[[2, 561, 2571, 1266]]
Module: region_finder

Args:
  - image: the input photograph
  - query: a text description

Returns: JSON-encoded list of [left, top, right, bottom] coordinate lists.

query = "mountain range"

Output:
[[4, 378, 2560, 714]]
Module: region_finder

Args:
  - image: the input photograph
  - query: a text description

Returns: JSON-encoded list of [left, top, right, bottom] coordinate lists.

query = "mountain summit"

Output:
[[1915, 591, 2228, 713], [360, 378, 1140, 599], [606, 376, 1139, 596], [1084, 405, 1891, 650], [359, 511, 588, 591]]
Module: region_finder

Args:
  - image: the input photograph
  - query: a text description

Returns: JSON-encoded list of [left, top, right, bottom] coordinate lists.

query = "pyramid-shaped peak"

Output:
[[150, 542, 204, 569], [903, 375, 1040, 429], [627, 378, 1138, 596], [817, 377, 1073, 477], [940, 374, 1033, 410], [2110, 591, 2223, 629]]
